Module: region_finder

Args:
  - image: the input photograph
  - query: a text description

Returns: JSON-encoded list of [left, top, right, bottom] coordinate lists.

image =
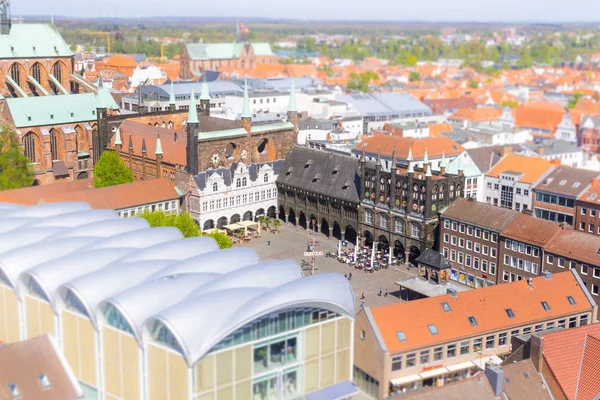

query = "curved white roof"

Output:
[[99, 249, 270, 343], [0, 203, 22, 211], [1, 202, 91, 218], [3, 202, 354, 365], [147, 272, 354, 366]]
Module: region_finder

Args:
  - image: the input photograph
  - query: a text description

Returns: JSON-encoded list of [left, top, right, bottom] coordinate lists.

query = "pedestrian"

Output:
[[361, 299, 365, 308], [344, 272, 347, 279], [361, 291, 365, 300], [384, 289, 388, 297], [378, 288, 382, 297], [267, 240, 271, 246], [349, 272, 352, 280]]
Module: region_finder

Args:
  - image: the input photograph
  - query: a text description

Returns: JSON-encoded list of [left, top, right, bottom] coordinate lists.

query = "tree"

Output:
[[347, 71, 380, 93], [468, 80, 479, 89], [93, 150, 134, 188], [202, 229, 232, 249], [409, 71, 421, 82], [270, 218, 282, 232], [257, 215, 271, 229], [501, 100, 519, 108], [0, 124, 33, 191], [139, 211, 201, 238], [567, 92, 584, 109]]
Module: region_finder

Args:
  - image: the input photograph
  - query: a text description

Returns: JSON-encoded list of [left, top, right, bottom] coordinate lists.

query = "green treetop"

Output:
[[93, 150, 135, 188], [0, 124, 33, 191]]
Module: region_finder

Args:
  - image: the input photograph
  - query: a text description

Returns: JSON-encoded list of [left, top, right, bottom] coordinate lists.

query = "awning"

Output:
[[223, 223, 244, 231], [446, 361, 477, 372], [471, 356, 491, 369], [305, 380, 358, 400], [238, 220, 258, 228], [419, 366, 449, 379], [390, 374, 421, 386]]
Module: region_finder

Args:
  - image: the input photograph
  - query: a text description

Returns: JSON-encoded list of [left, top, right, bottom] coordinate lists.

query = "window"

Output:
[[444, 219, 450, 229], [594, 268, 600, 278], [360, 330, 366, 340], [428, 324, 438, 335], [547, 321, 555, 329], [558, 258, 565, 268], [441, 302, 452, 312], [505, 239, 511, 249], [396, 331, 407, 342], [482, 260, 488, 273], [582, 207, 587, 215], [212, 182, 218, 192], [411, 223, 421, 238], [458, 252, 464, 265], [8, 383, 20, 398], [459, 224, 466, 233], [581, 315, 589, 326], [474, 257, 480, 270], [365, 210, 373, 224], [452, 221, 458, 231], [504, 255, 510, 266], [547, 254, 554, 264], [569, 317, 577, 328], [506, 308, 515, 318], [447, 344, 456, 358], [473, 338, 482, 352], [535, 324, 543, 332], [23, 132, 37, 163], [466, 240, 472, 250], [486, 335, 495, 349], [511, 329, 520, 338], [498, 332, 507, 346], [475, 228, 481, 238], [465, 254, 472, 267], [450, 250, 456, 262], [567, 296, 576, 305], [523, 326, 531, 334], [49, 130, 59, 161], [391, 355, 402, 371], [420, 350, 430, 364], [467, 226, 474, 236], [444, 234, 449, 243], [380, 214, 388, 229], [468, 316, 478, 326], [592, 285, 599, 296], [474, 243, 481, 253], [491, 248, 497, 258], [433, 347, 443, 361], [558, 319, 566, 329], [236, 178, 241, 188], [395, 219, 405, 234], [406, 353, 416, 368], [459, 238, 465, 248], [541, 301, 550, 311], [460, 341, 470, 355]]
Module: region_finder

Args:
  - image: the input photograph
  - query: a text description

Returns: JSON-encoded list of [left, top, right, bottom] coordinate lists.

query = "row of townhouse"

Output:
[[353, 269, 596, 399], [439, 197, 600, 295]]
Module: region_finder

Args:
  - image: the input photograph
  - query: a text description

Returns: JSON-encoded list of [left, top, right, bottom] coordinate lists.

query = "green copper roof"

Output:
[[184, 42, 273, 61], [5, 92, 116, 128], [0, 24, 73, 59], [96, 81, 118, 110], [288, 78, 297, 113], [198, 128, 247, 140], [251, 121, 294, 133], [241, 80, 251, 119], [187, 89, 199, 124]]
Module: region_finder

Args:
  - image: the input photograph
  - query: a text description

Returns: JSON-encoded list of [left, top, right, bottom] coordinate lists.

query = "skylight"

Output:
[[428, 324, 438, 335], [396, 331, 407, 342], [573, 182, 581, 188], [559, 179, 567, 186], [441, 302, 452, 312], [541, 301, 551, 311], [9, 383, 20, 398], [567, 296, 576, 305], [468, 316, 478, 326], [39, 374, 51, 389], [505, 308, 515, 318]]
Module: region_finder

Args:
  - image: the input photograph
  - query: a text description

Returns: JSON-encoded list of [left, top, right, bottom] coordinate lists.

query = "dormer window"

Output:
[[39, 374, 51, 390], [9, 383, 20, 398]]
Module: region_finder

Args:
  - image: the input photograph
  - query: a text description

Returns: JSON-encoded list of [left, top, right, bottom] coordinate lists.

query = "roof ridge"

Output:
[[573, 332, 589, 400]]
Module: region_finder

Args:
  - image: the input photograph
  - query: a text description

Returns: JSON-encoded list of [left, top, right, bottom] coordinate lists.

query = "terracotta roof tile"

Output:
[[354, 134, 463, 160], [0, 178, 180, 210], [513, 101, 566, 133], [368, 271, 592, 354], [542, 324, 600, 400], [449, 107, 503, 123], [503, 213, 561, 247], [486, 154, 554, 185], [544, 229, 600, 267], [442, 197, 519, 232]]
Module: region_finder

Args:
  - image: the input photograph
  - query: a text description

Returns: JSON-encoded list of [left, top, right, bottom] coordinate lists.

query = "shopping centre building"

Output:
[[0, 201, 356, 400]]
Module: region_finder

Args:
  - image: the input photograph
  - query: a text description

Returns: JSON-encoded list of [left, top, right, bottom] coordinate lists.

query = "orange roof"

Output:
[[105, 54, 137, 68], [355, 134, 463, 160], [285, 64, 317, 78], [427, 122, 453, 138], [157, 62, 181, 81], [368, 270, 593, 354], [486, 154, 554, 184], [0, 177, 179, 209], [449, 107, 502, 123], [542, 323, 600, 400], [513, 101, 566, 133]]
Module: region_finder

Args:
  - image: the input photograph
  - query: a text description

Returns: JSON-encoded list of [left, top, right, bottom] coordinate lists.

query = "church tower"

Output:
[[186, 90, 199, 176]]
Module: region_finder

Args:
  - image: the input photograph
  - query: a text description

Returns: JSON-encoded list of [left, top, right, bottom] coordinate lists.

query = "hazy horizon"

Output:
[[10, 0, 600, 23]]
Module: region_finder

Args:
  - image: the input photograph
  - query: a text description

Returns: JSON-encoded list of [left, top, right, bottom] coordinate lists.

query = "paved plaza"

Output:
[[233, 221, 418, 309]]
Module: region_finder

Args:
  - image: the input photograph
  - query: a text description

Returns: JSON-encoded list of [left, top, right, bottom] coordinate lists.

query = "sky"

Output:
[[10, 0, 600, 22]]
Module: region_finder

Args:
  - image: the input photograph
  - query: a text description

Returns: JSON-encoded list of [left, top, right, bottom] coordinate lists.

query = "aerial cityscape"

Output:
[[1, 0, 600, 399]]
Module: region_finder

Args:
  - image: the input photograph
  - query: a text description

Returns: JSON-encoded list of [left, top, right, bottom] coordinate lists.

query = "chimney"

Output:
[[536, 147, 545, 155], [501, 146, 513, 157], [485, 365, 504, 397], [530, 333, 545, 373], [550, 159, 561, 167], [542, 270, 552, 280], [447, 288, 458, 298], [527, 277, 533, 289]]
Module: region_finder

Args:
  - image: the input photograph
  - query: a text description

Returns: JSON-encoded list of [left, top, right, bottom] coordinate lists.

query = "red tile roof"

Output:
[[354, 134, 463, 160], [542, 323, 600, 400], [486, 154, 554, 185], [0, 178, 180, 210], [368, 271, 592, 354]]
